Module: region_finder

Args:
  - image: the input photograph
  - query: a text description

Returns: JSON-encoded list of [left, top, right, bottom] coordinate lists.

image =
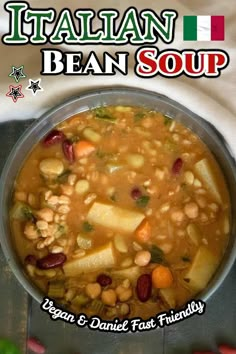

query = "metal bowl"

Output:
[[0, 87, 236, 308]]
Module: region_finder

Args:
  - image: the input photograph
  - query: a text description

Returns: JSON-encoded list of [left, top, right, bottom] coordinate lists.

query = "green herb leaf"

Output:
[[134, 112, 146, 122], [182, 256, 191, 262], [56, 169, 71, 184], [82, 221, 94, 233], [136, 195, 150, 208], [110, 193, 117, 202], [96, 150, 106, 159], [93, 107, 116, 123], [22, 206, 36, 222], [11, 202, 35, 222], [164, 115, 173, 126], [69, 136, 80, 143], [149, 245, 165, 264], [164, 138, 177, 152]]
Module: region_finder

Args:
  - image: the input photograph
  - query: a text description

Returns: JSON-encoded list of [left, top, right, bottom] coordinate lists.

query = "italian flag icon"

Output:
[[183, 16, 224, 41]]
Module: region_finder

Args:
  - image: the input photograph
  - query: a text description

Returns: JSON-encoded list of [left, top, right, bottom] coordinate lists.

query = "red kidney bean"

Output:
[[36, 253, 66, 269], [25, 254, 37, 266], [62, 139, 75, 163], [172, 158, 183, 175], [27, 337, 46, 354], [136, 274, 152, 302], [43, 130, 65, 146], [131, 188, 142, 200], [218, 345, 236, 354], [97, 274, 112, 287]]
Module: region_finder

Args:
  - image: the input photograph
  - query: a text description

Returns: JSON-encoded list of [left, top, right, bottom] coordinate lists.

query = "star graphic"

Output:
[[8, 65, 27, 83], [6, 85, 24, 103], [26, 78, 43, 96]]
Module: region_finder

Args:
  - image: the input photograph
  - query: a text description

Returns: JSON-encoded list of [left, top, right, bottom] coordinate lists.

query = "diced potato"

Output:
[[63, 242, 116, 276], [159, 288, 176, 308], [114, 234, 128, 253], [126, 154, 144, 169], [183, 246, 218, 292], [186, 224, 201, 246], [111, 266, 140, 282], [115, 106, 132, 112], [83, 127, 101, 143], [87, 202, 145, 233], [194, 158, 222, 203]]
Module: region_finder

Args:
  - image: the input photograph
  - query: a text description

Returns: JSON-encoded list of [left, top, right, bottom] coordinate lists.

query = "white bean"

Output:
[[134, 251, 151, 267], [39, 158, 64, 176], [75, 179, 90, 195]]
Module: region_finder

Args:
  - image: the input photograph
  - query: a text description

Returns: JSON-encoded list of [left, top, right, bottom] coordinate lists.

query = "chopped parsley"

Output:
[[149, 245, 165, 264], [93, 107, 116, 123], [56, 169, 71, 184], [22, 206, 36, 222], [163, 114, 173, 126], [134, 112, 146, 122], [69, 136, 80, 143], [110, 193, 117, 202], [136, 195, 150, 208], [82, 221, 94, 233]]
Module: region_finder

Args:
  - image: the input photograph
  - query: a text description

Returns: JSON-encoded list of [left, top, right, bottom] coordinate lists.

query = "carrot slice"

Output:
[[135, 219, 151, 243], [74, 140, 96, 158], [152, 265, 173, 289]]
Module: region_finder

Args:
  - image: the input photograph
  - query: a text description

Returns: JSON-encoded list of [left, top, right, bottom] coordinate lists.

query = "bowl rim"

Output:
[[1, 85, 236, 312]]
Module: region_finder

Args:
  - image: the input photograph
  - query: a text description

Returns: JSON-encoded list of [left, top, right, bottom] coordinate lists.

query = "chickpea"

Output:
[[196, 196, 207, 209], [60, 184, 74, 196], [101, 289, 117, 307], [58, 205, 70, 214], [24, 222, 39, 240], [141, 117, 153, 128], [122, 279, 131, 289], [15, 191, 27, 202], [134, 250, 151, 267], [171, 210, 185, 223], [209, 203, 219, 213], [44, 236, 54, 246], [37, 208, 54, 222], [116, 287, 133, 302], [36, 220, 48, 231], [184, 171, 194, 185], [85, 283, 102, 299], [51, 246, 64, 254], [119, 303, 130, 316], [58, 195, 71, 205], [184, 202, 199, 219]]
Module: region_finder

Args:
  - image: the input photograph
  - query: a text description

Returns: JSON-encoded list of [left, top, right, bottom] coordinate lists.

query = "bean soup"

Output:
[[10, 106, 230, 319]]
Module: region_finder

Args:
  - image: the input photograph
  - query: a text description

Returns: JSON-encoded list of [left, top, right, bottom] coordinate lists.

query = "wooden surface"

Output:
[[0, 119, 235, 354]]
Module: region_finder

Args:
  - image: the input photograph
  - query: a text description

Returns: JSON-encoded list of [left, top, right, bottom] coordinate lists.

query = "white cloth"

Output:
[[0, 0, 236, 155]]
